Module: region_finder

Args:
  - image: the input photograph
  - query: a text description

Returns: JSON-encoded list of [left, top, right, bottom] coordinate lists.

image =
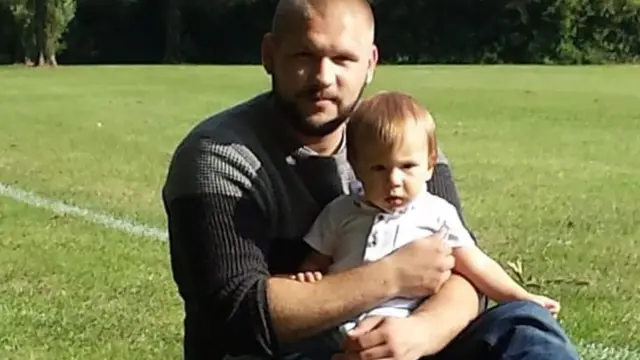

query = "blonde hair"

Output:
[[346, 91, 438, 167]]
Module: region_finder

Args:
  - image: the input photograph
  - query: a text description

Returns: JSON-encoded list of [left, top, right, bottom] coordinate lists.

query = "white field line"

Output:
[[1, 182, 638, 360], [0, 183, 167, 241]]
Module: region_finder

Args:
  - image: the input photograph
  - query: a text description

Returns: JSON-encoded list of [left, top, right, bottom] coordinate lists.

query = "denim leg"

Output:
[[278, 327, 345, 360], [222, 328, 344, 360], [428, 300, 580, 360]]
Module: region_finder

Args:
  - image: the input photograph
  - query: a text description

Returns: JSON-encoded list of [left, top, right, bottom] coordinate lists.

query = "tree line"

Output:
[[0, 0, 638, 66]]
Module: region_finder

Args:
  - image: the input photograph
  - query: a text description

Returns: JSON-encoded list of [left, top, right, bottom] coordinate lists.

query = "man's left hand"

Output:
[[334, 315, 439, 360]]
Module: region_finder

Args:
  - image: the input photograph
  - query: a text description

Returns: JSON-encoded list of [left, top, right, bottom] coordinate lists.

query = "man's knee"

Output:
[[488, 300, 556, 323], [481, 300, 569, 343], [479, 300, 580, 359]]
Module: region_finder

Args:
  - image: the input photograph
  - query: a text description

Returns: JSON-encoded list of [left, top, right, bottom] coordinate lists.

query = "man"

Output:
[[162, 0, 581, 359]]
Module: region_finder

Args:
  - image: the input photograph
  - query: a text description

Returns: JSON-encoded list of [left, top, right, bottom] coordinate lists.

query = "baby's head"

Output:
[[346, 91, 438, 212]]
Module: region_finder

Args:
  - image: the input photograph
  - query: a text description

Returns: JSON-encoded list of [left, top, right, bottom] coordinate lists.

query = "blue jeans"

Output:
[[225, 300, 581, 360], [423, 300, 580, 360]]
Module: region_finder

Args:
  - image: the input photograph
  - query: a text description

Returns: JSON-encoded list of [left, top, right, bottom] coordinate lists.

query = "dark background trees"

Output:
[[0, 0, 638, 66]]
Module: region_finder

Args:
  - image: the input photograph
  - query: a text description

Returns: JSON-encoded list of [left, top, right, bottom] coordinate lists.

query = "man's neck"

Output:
[[296, 125, 345, 156], [266, 93, 346, 156]]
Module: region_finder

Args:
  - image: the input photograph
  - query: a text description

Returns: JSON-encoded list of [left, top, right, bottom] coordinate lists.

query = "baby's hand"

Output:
[[290, 271, 323, 283], [529, 294, 561, 317]]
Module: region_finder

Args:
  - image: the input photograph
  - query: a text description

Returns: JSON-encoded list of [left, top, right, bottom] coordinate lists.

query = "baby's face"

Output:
[[353, 123, 433, 212]]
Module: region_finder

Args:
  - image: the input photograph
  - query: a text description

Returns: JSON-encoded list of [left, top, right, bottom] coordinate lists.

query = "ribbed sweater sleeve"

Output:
[[162, 136, 278, 360], [427, 163, 477, 243], [427, 162, 487, 311]]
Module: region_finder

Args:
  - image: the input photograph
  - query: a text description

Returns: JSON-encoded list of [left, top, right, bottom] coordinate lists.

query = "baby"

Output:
[[292, 91, 560, 334]]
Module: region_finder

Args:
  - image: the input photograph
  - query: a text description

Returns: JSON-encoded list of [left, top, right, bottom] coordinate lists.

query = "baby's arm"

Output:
[[437, 199, 560, 315], [290, 198, 344, 282], [453, 246, 530, 301], [453, 247, 560, 315]]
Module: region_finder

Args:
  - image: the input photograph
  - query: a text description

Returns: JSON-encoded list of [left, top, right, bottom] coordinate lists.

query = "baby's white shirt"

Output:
[[303, 187, 476, 318]]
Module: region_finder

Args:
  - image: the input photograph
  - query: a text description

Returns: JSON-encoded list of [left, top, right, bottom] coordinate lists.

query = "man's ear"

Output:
[[261, 33, 275, 75], [365, 45, 379, 85]]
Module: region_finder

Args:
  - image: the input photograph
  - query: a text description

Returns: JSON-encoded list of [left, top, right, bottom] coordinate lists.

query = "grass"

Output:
[[0, 64, 639, 358], [0, 198, 181, 359]]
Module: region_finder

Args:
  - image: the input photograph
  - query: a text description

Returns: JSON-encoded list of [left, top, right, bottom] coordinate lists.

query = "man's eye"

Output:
[[370, 165, 385, 172], [293, 52, 313, 59]]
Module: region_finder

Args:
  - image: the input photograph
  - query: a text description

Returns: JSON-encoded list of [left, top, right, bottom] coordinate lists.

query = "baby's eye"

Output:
[[401, 162, 419, 169]]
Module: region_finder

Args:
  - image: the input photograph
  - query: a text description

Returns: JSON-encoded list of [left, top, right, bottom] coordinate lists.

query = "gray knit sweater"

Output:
[[162, 92, 474, 360]]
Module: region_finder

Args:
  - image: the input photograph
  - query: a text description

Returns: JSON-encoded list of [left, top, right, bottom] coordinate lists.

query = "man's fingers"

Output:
[[346, 317, 385, 351], [436, 224, 450, 240], [345, 331, 387, 353], [441, 254, 455, 271], [347, 316, 384, 339], [438, 240, 453, 255], [333, 353, 393, 360], [342, 344, 393, 360], [331, 354, 346, 360], [439, 270, 452, 282]]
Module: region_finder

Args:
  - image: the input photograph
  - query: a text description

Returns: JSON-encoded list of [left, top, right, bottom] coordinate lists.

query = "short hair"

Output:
[[346, 91, 438, 168], [271, 0, 374, 42]]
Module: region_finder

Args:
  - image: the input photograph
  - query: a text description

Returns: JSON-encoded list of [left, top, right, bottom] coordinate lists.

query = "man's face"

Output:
[[263, 10, 378, 137]]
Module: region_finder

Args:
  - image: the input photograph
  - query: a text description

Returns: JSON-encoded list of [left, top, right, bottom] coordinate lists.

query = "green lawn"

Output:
[[0, 64, 639, 359], [0, 197, 181, 359]]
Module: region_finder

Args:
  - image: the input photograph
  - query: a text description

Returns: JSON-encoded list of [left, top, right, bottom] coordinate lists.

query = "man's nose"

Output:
[[313, 57, 337, 88]]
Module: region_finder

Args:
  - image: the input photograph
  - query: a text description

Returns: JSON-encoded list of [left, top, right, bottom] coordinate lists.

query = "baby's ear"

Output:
[[425, 165, 435, 180]]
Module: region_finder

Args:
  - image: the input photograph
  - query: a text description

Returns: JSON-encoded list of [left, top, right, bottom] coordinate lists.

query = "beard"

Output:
[[271, 77, 368, 138]]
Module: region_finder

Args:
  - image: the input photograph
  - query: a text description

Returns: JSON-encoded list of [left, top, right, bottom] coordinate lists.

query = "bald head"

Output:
[[271, 0, 374, 42]]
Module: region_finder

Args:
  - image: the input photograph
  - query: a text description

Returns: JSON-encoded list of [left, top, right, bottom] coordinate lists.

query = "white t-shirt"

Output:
[[303, 185, 475, 323]]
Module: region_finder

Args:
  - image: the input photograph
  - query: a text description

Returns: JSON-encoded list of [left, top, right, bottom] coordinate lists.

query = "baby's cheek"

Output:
[[406, 181, 423, 196]]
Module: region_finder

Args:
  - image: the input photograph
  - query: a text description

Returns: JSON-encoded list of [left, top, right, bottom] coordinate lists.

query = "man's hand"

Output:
[[385, 228, 455, 298], [335, 315, 439, 360], [265, 229, 458, 342]]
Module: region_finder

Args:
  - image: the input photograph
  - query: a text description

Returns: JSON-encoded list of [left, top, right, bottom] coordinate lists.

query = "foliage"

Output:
[[0, 0, 638, 65], [0, 0, 75, 64], [46, 0, 76, 55]]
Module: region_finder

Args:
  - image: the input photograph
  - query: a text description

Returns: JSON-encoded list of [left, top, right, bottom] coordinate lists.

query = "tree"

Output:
[[4, 0, 34, 63], [163, 0, 181, 63], [42, 0, 76, 65], [3, 0, 75, 66]]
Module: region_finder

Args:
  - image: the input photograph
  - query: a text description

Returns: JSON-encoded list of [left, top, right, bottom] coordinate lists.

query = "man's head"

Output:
[[346, 91, 438, 212], [262, 0, 378, 138]]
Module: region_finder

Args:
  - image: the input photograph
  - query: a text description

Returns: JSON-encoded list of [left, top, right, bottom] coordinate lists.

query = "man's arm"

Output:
[[409, 274, 480, 354], [268, 263, 397, 342], [164, 138, 400, 357]]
